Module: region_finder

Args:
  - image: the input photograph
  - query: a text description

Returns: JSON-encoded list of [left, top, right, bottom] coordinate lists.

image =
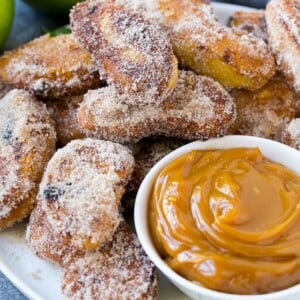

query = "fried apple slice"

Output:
[[0, 33, 102, 98], [0, 89, 56, 229], [38, 138, 134, 250], [27, 205, 84, 267], [157, 0, 275, 90], [281, 118, 300, 150], [228, 73, 297, 140], [229, 10, 267, 41], [70, 1, 178, 104], [46, 95, 85, 146], [122, 137, 186, 213], [78, 70, 236, 143], [0, 79, 12, 99], [266, 0, 300, 93], [62, 221, 158, 300]]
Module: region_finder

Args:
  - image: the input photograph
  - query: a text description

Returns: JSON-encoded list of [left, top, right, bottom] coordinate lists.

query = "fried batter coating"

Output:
[[128, 137, 185, 192], [78, 70, 236, 143], [0, 79, 12, 99], [0, 89, 56, 230], [0, 33, 102, 98], [70, 1, 178, 104], [157, 0, 275, 90], [38, 138, 134, 250], [228, 73, 297, 140], [62, 221, 158, 300], [46, 95, 85, 146], [229, 10, 267, 41], [122, 137, 186, 214], [266, 0, 300, 93], [281, 118, 300, 150], [26, 205, 84, 267]]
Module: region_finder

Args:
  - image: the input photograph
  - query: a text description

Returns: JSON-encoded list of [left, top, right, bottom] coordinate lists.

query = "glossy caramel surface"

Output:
[[149, 148, 300, 294]]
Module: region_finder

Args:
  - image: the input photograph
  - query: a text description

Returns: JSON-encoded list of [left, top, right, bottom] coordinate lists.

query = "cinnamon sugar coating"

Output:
[[46, 95, 86, 146], [122, 137, 186, 213], [38, 138, 134, 250], [156, 0, 275, 90], [70, 1, 178, 104], [0, 79, 12, 99], [0, 34, 102, 98], [229, 10, 267, 41], [127, 136, 185, 193], [0, 89, 56, 229], [78, 70, 236, 143], [26, 205, 84, 267], [266, 0, 300, 93], [281, 118, 300, 150], [62, 221, 158, 300], [228, 72, 297, 140]]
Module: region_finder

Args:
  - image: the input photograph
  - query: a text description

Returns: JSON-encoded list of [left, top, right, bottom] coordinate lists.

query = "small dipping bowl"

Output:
[[134, 135, 300, 300]]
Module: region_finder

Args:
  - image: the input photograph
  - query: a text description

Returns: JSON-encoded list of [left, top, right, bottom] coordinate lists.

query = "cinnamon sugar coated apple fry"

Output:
[[266, 0, 300, 93], [46, 95, 85, 146], [62, 221, 158, 300], [281, 118, 300, 150], [38, 139, 134, 251], [78, 70, 236, 143], [122, 137, 186, 213], [126, 137, 186, 194], [0, 33, 102, 98], [229, 10, 267, 41], [0, 79, 12, 99], [156, 0, 275, 90], [70, 1, 178, 104], [228, 73, 297, 140], [0, 89, 56, 230], [27, 205, 84, 268]]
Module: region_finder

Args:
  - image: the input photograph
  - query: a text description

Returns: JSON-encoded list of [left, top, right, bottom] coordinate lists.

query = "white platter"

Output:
[[0, 2, 255, 300]]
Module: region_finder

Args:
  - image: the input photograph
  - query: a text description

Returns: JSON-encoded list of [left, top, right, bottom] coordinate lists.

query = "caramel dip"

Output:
[[149, 147, 300, 294]]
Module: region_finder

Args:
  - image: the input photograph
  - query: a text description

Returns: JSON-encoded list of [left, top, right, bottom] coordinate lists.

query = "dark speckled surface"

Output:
[[0, 0, 268, 299]]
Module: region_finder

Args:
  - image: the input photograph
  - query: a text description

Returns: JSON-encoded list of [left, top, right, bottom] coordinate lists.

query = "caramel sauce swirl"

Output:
[[149, 148, 300, 294]]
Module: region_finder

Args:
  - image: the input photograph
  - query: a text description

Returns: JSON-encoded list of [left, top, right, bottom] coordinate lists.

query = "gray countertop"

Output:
[[4, 0, 66, 52], [0, 0, 268, 299]]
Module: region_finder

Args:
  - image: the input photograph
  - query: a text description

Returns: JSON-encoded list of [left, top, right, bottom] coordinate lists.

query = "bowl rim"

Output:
[[134, 135, 300, 300]]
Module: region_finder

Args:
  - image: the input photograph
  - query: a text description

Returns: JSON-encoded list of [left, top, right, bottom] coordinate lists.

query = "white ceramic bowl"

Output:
[[134, 135, 300, 300]]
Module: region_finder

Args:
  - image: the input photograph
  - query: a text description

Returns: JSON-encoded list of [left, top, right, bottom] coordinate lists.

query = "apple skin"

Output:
[[23, 0, 83, 15], [0, 0, 14, 49]]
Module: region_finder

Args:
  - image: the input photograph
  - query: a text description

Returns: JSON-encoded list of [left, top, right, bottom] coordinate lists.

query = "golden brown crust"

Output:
[[46, 95, 86, 146], [229, 10, 267, 41], [70, 1, 178, 104], [281, 118, 300, 150], [0, 89, 56, 229], [157, 0, 275, 90], [121, 137, 186, 214], [26, 205, 84, 267], [128, 137, 185, 192], [62, 221, 158, 300], [0, 34, 102, 98], [38, 138, 134, 251], [0, 79, 13, 99], [228, 72, 297, 140], [266, 0, 300, 92], [78, 70, 236, 143]]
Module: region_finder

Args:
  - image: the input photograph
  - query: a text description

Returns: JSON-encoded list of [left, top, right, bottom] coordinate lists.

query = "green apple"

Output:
[[0, 0, 14, 49], [23, 0, 83, 15]]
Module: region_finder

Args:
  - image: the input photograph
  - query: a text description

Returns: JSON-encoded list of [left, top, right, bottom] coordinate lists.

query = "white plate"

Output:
[[0, 3, 255, 300]]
